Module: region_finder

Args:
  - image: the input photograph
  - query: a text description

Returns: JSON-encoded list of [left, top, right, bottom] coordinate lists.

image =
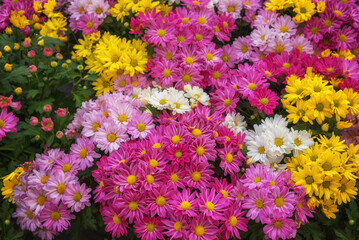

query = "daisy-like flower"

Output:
[[263, 211, 297, 240], [250, 25, 274, 52], [303, 17, 325, 43], [218, 143, 243, 175], [44, 171, 78, 205], [114, 163, 141, 192], [63, 183, 91, 212], [77, 13, 102, 34], [272, 15, 297, 38], [108, 102, 139, 126], [248, 88, 279, 115], [211, 87, 239, 114], [184, 85, 210, 106], [148, 89, 170, 110], [12, 205, 41, 232], [218, 0, 243, 19], [241, 164, 270, 190], [267, 35, 293, 55], [290, 129, 314, 154], [264, 127, 292, 158], [185, 162, 214, 190], [150, 59, 179, 87], [87, 0, 110, 20], [102, 206, 128, 238], [146, 184, 175, 218], [70, 137, 101, 170], [94, 121, 129, 153], [291, 35, 313, 55], [333, 25, 358, 50], [220, 206, 248, 239], [292, 165, 324, 197], [189, 136, 217, 163], [295, 192, 314, 224], [268, 186, 297, 217], [178, 216, 217, 240], [167, 89, 191, 114], [162, 215, 188, 239], [81, 111, 107, 137], [169, 188, 198, 217], [39, 202, 73, 232], [242, 188, 270, 223], [237, 69, 269, 99], [246, 134, 268, 163], [233, 36, 253, 61], [223, 113, 247, 135], [0, 108, 18, 140], [198, 188, 227, 221], [118, 191, 146, 223], [24, 188, 48, 215], [166, 143, 191, 165], [53, 154, 81, 175], [127, 112, 154, 139], [134, 216, 164, 240], [145, 19, 176, 46]]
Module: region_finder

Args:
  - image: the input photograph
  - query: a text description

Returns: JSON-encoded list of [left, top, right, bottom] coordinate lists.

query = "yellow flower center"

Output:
[[40, 176, 49, 184], [339, 34, 347, 42], [254, 177, 261, 183], [220, 189, 228, 198], [322, 162, 332, 171], [150, 159, 158, 168], [73, 193, 82, 202], [195, 34, 203, 41], [229, 216, 237, 227], [107, 133, 117, 142], [258, 146, 265, 154], [255, 199, 264, 209], [248, 83, 256, 90], [311, 27, 318, 34], [195, 225, 205, 236], [113, 215, 121, 225], [227, 6, 235, 12], [205, 201, 215, 211], [241, 45, 248, 53], [273, 220, 282, 228], [294, 138, 301, 146], [37, 196, 46, 205], [180, 201, 191, 210], [137, 123, 146, 132], [86, 21, 93, 29], [146, 223, 155, 232], [205, 53, 213, 61], [275, 45, 284, 54], [198, 17, 206, 25], [128, 201, 138, 210], [172, 135, 181, 144], [182, 73, 191, 83], [334, 10, 342, 16], [92, 122, 100, 132], [192, 128, 202, 137], [157, 29, 166, 37], [26, 210, 33, 219], [280, 26, 289, 33], [222, 55, 229, 62], [126, 175, 137, 185], [196, 146, 205, 156], [118, 114, 128, 122], [259, 98, 268, 105], [324, 19, 332, 27], [191, 171, 201, 181], [156, 196, 166, 206], [174, 221, 183, 231], [225, 153, 233, 163], [175, 151, 182, 158], [0, 120, 4, 128], [182, 17, 189, 24], [62, 164, 72, 173], [51, 211, 61, 221], [300, 7, 307, 13], [165, 52, 173, 60], [171, 173, 179, 183], [146, 174, 155, 184], [79, 148, 87, 158], [185, 56, 194, 65], [305, 176, 314, 184], [274, 197, 284, 207], [153, 143, 161, 149], [213, 71, 220, 79], [274, 138, 283, 147], [56, 184, 66, 194], [163, 69, 172, 78], [283, 63, 290, 69], [224, 99, 231, 107]]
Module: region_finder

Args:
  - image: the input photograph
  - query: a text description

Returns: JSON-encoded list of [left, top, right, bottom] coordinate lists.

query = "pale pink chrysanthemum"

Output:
[[63, 183, 91, 212], [44, 171, 78, 204], [94, 121, 129, 154], [39, 202, 73, 232], [127, 112, 154, 140], [70, 137, 101, 170]]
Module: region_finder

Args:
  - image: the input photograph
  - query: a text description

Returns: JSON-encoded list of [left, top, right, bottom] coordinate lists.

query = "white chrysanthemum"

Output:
[[137, 87, 155, 105], [184, 85, 210, 106], [291, 129, 314, 155], [223, 112, 247, 134], [264, 127, 292, 158], [206, 0, 220, 8], [261, 114, 288, 130], [167, 0, 180, 5], [149, 90, 170, 110], [167, 90, 191, 114], [246, 135, 268, 163], [262, 155, 286, 173], [250, 25, 275, 52]]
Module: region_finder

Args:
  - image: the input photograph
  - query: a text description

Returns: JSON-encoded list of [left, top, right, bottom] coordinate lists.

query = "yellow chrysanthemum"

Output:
[[285, 100, 313, 124], [284, 75, 309, 103], [321, 199, 338, 219], [292, 165, 324, 197], [318, 174, 341, 201], [265, 0, 293, 11], [122, 49, 148, 77], [74, 35, 94, 58], [293, 0, 316, 23], [1, 167, 24, 203], [343, 88, 359, 115], [137, 0, 160, 14], [334, 177, 357, 205], [330, 90, 349, 120], [110, 0, 130, 22], [92, 75, 114, 96], [306, 94, 333, 125], [9, 10, 30, 29], [316, 150, 341, 177], [317, 134, 347, 153]]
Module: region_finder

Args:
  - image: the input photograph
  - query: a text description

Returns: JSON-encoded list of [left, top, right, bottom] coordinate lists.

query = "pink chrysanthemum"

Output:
[[267, 186, 297, 217], [262, 211, 297, 240], [332, 25, 358, 50], [94, 121, 129, 153], [188, 214, 218, 240], [242, 188, 270, 223], [218, 143, 243, 176], [145, 19, 176, 46], [77, 13, 102, 34], [189, 136, 217, 163], [210, 87, 239, 114], [166, 143, 191, 165], [150, 58, 179, 87], [241, 164, 270, 190], [118, 191, 146, 223], [134, 216, 164, 240], [12, 205, 41, 231], [53, 154, 81, 175], [146, 184, 175, 218], [185, 162, 214, 190], [39, 202, 73, 232], [81, 111, 107, 137], [0, 108, 18, 140], [70, 137, 101, 170], [162, 215, 188, 239], [63, 183, 91, 212], [44, 171, 78, 205], [169, 188, 198, 217], [114, 163, 141, 192], [197, 188, 227, 221], [102, 206, 128, 238], [127, 112, 154, 139], [248, 88, 279, 115], [220, 206, 248, 239]]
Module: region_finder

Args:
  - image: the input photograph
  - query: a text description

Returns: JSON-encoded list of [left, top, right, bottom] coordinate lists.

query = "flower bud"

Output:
[[43, 104, 52, 113], [4, 45, 11, 52], [5, 27, 13, 35], [4, 219, 10, 225], [14, 87, 22, 95], [4, 63, 13, 72], [34, 135, 41, 141], [55, 53, 63, 60], [28, 65, 37, 73], [50, 61, 58, 67], [43, 47, 53, 57], [55, 108, 66, 117], [56, 131, 64, 139], [30, 116, 39, 126], [22, 40, 31, 48], [27, 50, 36, 58]]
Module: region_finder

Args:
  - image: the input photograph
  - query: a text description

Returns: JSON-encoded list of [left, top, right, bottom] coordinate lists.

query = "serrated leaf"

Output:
[[334, 229, 352, 240], [46, 134, 54, 147], [26, 89, 39, 99]]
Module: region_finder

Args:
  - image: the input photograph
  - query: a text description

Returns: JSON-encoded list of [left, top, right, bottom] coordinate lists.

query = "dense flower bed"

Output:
[[1, 0, 359, 239]]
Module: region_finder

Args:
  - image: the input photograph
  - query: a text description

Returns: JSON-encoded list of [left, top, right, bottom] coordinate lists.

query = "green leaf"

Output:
[[334, 229, 352, 240], [46, 134, 54, 147], [26, 89, 39, 99]]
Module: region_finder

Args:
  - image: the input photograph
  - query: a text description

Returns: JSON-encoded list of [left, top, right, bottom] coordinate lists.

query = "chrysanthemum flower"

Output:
[[39, 202, 73, 232], [70, 137, 101, 170], [210, 87, 239, 114], [53, 154, 81, 175], [63, 183, 91, 212], [262, 211, 297, 240], [218, 0, 243, 19], [134, 216, 164, 240], [0, 108, 18, 140], [248, 88, 279, 115], [169, 188, 198, 217], [127, 112, 154, 139], [114, 163, 141, 192], [44, 171, 78, 205], [220, 206, 248, 239], [77, 13, 102, 34], [12, 205, 40, 231], [188, 214, 218, 240], [94, 121, 129, 153], [118, 191, 146, 223], [197, 188, 227, 221], [292, 165, 324, 197], [185, 162, 214, 190], [102, 206, 128, 238], [189, 136, 217, 163], [162, 215, 188, 239], [145, 19, 176, 46]]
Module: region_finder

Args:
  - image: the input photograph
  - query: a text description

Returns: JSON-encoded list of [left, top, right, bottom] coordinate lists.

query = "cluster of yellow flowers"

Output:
[[265, 0, 325, 23], [282, 71, 359, 129], [288, 134, 359, 219], [109, 0, 172, 22], [73, 32, 149, 96], [1, 167, 24, 203]]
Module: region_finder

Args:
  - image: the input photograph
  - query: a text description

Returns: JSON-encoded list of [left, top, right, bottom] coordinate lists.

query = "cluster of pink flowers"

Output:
[[66, 0, 113, 34], [66, 92, 154, 153], [113, 74, 151, 95], [240, 164, 314, 240], [0, 95, 20, 141], [11, 148, 92, 240], [92, 104, 250, 239]]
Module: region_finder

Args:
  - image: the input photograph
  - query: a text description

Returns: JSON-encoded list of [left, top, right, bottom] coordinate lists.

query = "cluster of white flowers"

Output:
[[244, 115, 314, 171], [137, 84, 210, 114], [222, 112, 247, 135]]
